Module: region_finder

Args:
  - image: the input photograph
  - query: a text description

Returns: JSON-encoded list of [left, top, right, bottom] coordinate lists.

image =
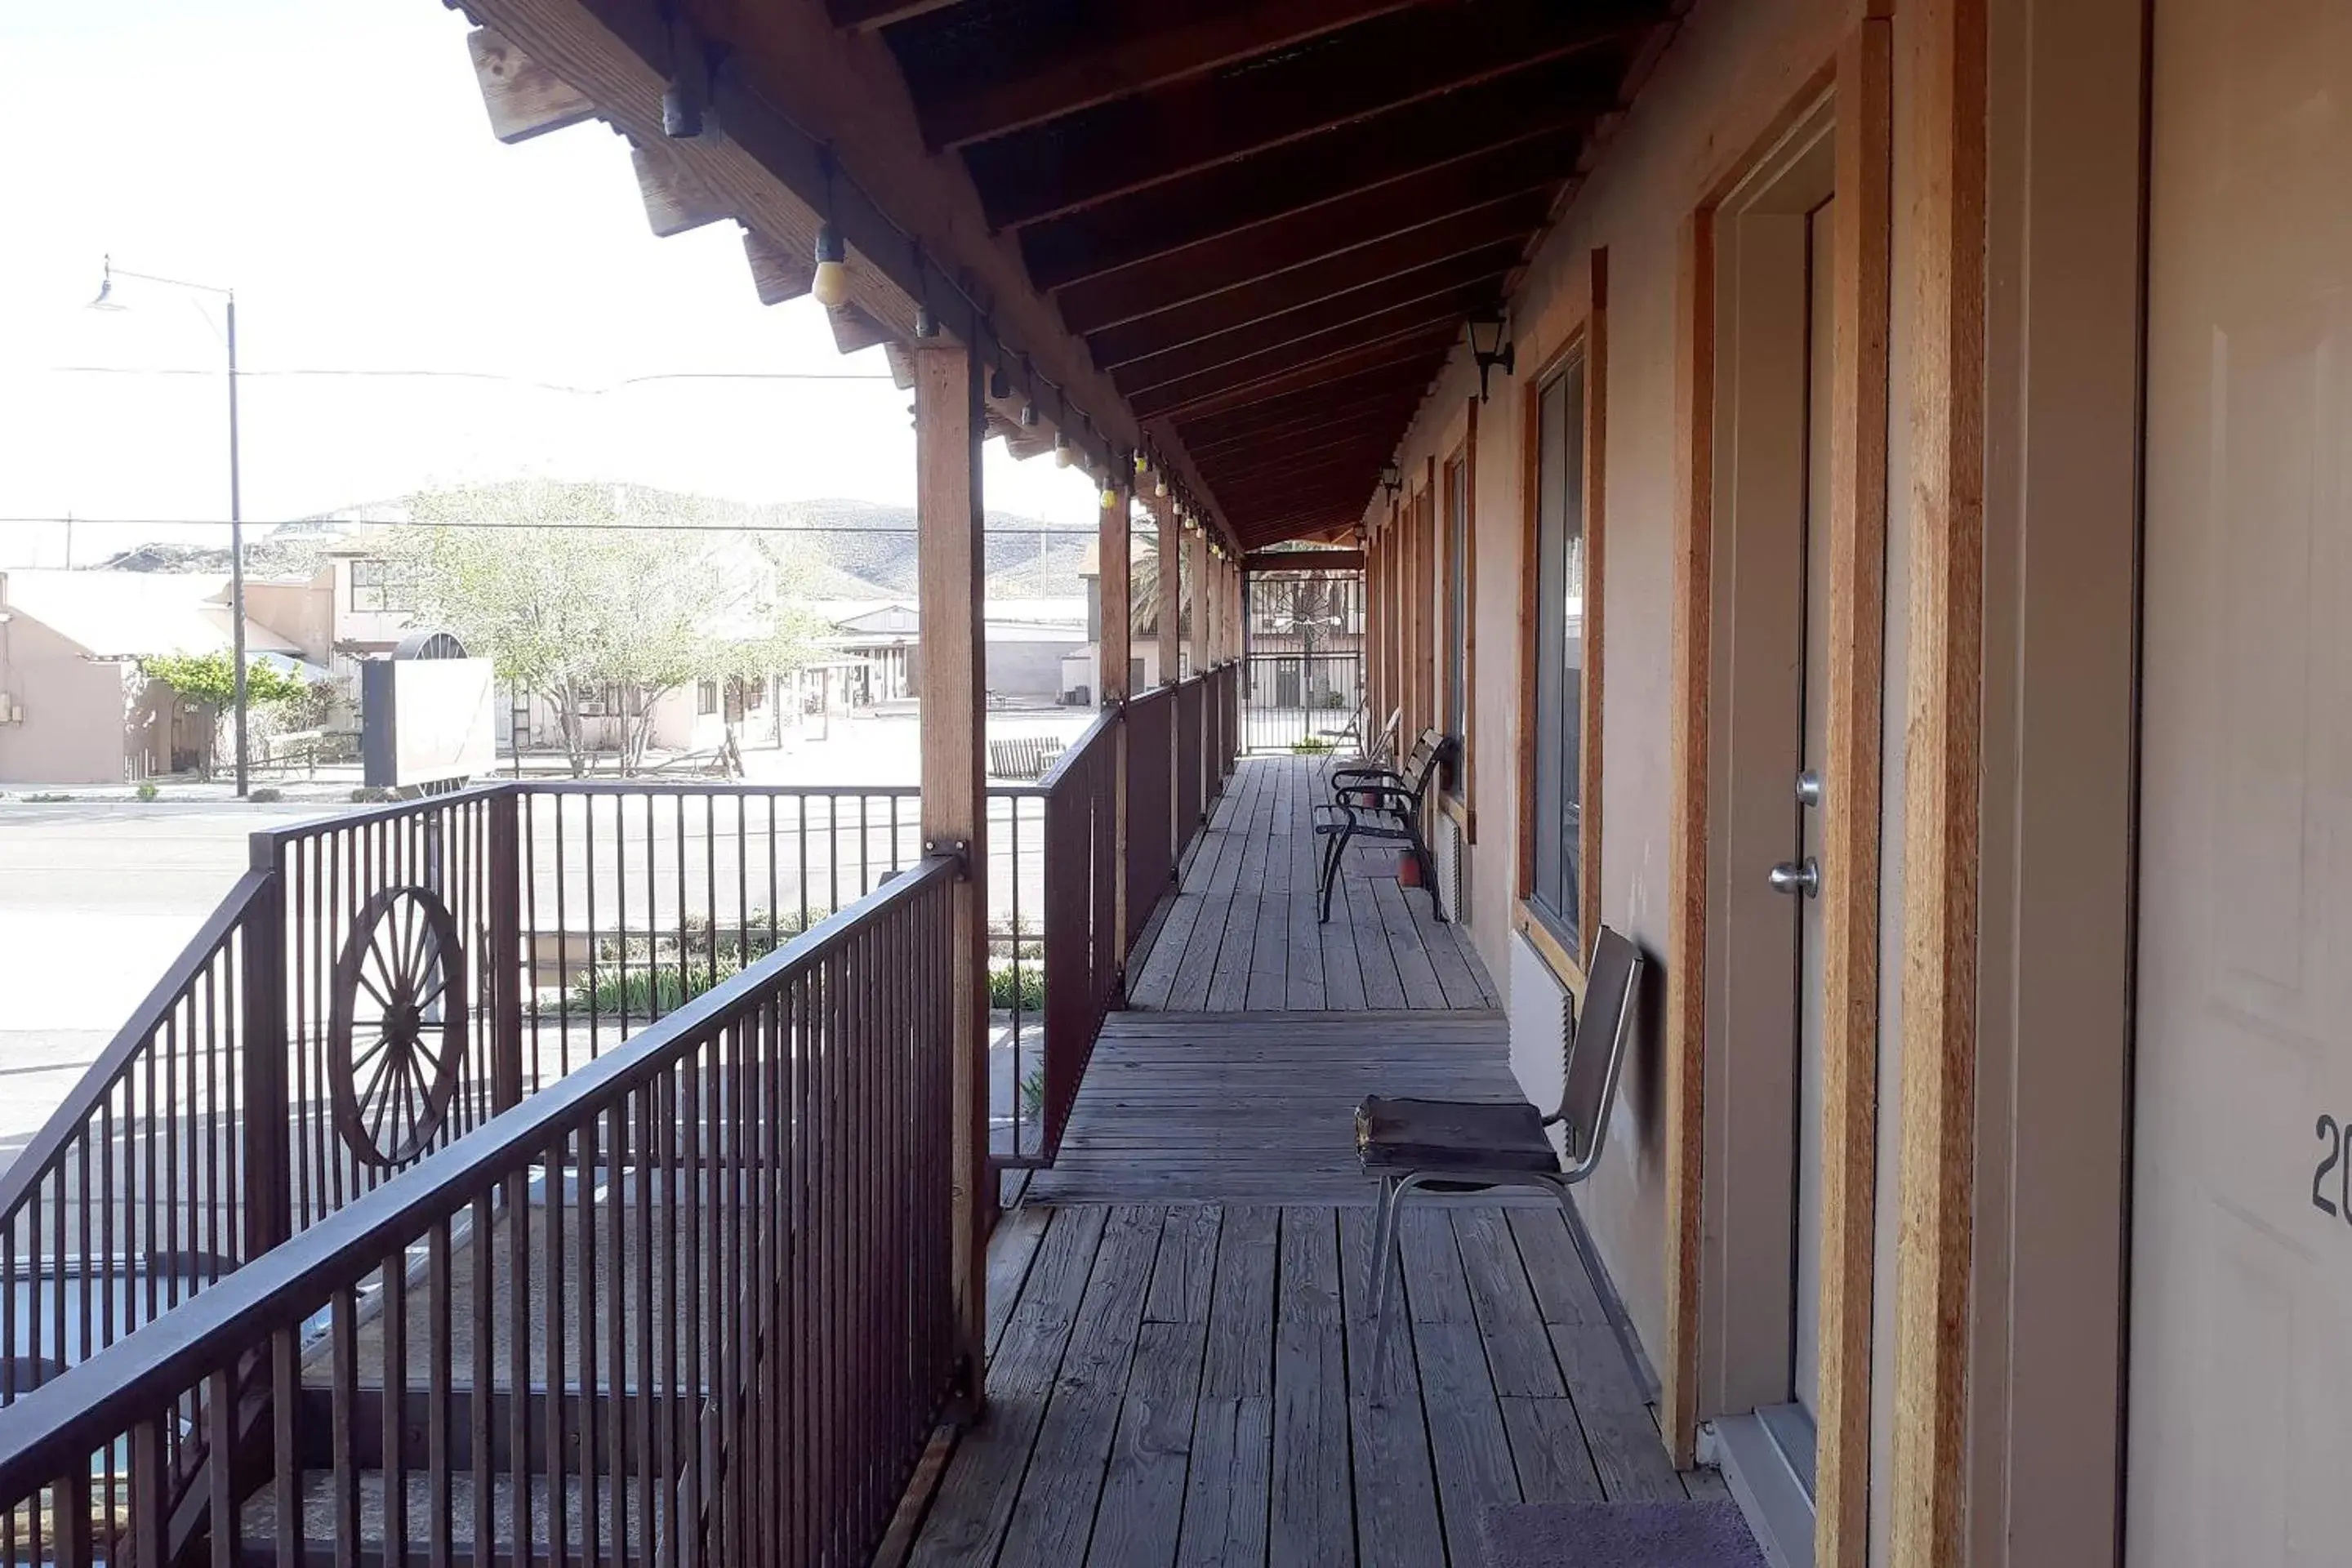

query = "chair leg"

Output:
[[1410, 827, 1445, 923], [1367, 1175, 1412, 1393], [1319, 825, 1352, 924]]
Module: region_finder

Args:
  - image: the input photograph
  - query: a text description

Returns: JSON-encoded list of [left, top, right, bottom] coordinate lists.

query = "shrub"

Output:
[[134, 782, 160, 802], [350, 786, 392, 804], [24, 792, 72, 804], [569, 950, 742, 1018], [1291, 737, 1336, 755], [248, 787, 283, 803], [988, 960, 1047, 1012], [1020, 1062, 1047, 1117]]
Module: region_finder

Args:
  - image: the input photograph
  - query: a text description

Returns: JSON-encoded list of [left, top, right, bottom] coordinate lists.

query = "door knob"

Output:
[[1767, 858, 1820, 898]]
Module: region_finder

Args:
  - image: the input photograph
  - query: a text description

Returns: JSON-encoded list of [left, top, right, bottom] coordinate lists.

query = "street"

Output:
[[0, 799, 336, 1165]]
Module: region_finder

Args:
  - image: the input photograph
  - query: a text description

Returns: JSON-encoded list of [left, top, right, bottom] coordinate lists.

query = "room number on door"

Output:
[[2311, 1116, 2352, 1219]]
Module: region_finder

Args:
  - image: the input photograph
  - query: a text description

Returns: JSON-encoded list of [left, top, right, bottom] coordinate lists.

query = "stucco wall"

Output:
[[0, 615, 131, 785], [1365, 0, 1860, 1382]]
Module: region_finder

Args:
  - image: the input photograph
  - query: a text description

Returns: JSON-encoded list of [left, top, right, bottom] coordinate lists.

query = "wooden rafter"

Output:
[[1053, 136, 1584, 332], [466, 26, 597, 142], [1174, 359, 1434, 445], [1114, 273, 1499, 396], [1089, 226, 1534, 369], [970, 2, 1645, 231], [914, 0, 1415, 150], [1134, 323, 1454, 421], [631, 141, 729, 236], [457, 0, 1239, 551], [1130, 302, 1471, 419], [1186, 396, 1421, 461], [1018, 56, 1615, 290], [826, 0, 961, 32]]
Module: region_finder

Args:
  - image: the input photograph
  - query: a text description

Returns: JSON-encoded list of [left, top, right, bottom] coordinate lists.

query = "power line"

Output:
[[0, 514, 1094, 537], [38, 365, 897, 393]]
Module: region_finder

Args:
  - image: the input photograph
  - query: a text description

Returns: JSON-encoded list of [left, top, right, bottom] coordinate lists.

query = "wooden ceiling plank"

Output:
[[1191, 404, 1419, 463], [1020, 56, 1615, 290], [1132, 319, 1457, 421], [976, 2, 1648, 230], [1175, 361, 1433, 445], [1113, 274, 1497, 397], [1089, 226, 1533, 368], [1054, 136, 1582, 332], [466, 26, 599, 143], [826, 0, 964, 32], [920, 0, 1415, 150]]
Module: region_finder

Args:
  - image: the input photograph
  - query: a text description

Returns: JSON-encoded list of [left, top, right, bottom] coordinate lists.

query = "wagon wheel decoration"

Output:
[[329, 885, 467, 1169]]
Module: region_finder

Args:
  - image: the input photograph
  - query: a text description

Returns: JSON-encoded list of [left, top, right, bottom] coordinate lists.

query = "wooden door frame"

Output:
[[1659, 52, 1892, 1568]]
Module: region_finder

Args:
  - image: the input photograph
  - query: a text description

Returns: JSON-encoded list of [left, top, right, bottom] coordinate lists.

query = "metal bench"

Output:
[[1312, 728, 1454, 923], [987, 733, 1067, 780]]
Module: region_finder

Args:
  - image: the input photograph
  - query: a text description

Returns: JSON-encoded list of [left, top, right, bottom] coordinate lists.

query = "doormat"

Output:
[[1478, 1500, 1769, 1567]]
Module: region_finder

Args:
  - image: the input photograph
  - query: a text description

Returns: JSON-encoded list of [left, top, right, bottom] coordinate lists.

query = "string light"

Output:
[[1054, 431, 1073, 468], [811, 222, 849, 309]]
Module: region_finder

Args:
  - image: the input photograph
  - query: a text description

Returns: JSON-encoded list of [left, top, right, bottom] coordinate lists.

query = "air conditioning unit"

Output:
[[1433, 808, 1465, 922]]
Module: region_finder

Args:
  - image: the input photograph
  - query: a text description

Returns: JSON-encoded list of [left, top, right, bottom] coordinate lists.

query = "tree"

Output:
[[390, 481, 822, 776], [137, 652, 323, 777]]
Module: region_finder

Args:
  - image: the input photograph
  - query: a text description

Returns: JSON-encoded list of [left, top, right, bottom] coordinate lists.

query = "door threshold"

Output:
[[1708, 1405, 1815, 1568]]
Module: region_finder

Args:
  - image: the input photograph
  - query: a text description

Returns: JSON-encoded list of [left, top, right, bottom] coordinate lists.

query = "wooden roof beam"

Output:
[[1133, 319, 1457, 421], [466, 26, 597, 143], [1114, 274, 1497, 397], [1020, 55, 1615, 289], [1090, 228, 1531, 370], [742, 228, 813, 305], [1187, 395, 1422, 461], [1054, 136, 1584, 332], [455, 0, 1239, 550], [918, 0, 1414, 150], [1220, 462, 1391, 511], [973, 1, 1650, 229]]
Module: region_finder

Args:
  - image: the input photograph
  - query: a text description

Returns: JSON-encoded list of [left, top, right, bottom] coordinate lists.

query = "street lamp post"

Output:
[[91, 258, 249, 797]]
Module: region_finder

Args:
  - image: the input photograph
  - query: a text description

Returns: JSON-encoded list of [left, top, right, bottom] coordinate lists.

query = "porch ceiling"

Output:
[[710, 0, 1683, 550]]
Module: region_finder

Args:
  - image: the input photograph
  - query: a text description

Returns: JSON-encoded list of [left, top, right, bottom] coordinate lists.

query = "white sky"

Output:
[[0, 0, 1105, 569]]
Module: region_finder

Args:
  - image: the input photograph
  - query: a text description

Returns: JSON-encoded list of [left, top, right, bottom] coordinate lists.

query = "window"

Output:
[[349, 558, 410, 612], [697, 679, 719, 716], [1529, 351, 1588, 951], [1442, 452, 1470, 792]]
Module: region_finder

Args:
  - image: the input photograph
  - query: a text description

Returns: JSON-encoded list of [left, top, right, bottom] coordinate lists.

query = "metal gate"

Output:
[[1241, 569, 1365, 753]]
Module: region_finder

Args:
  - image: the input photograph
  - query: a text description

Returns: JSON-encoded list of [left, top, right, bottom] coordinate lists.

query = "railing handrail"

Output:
[[0, 866, 268, 1232], [1025, 707, 1119, 796], [0, 852, 962, 1494], [251, 782, 515, 844]]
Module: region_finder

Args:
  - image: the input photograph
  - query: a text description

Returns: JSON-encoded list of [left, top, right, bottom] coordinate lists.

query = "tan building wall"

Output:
[[0, 613, 132, 786], [1368, 0, 1856, 1406]]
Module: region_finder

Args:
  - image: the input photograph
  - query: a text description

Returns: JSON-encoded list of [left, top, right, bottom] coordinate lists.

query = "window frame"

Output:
[[1440, 411, 1477, 821], [696, 679, 719, 717], [1515, 256, 1608, 983]]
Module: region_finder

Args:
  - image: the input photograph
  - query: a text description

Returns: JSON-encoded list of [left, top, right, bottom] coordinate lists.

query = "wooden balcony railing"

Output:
[[0, 853, 964, 1568], [0, 665, 1243, 1562]]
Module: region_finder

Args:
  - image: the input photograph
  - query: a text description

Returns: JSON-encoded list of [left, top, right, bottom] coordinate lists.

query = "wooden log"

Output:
[[466, 27, 595, 145]]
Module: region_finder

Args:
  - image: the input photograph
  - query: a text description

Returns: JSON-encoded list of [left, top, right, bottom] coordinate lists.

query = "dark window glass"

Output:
[[1530, 354, 1588, 950], [697, 679, 719, 716], [1444, 459, 1469, 768]]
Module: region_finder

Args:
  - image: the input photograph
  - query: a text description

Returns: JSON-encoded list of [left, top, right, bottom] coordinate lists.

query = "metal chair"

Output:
[[1355, 926, 1645, 1384], [1313, 729, 1454, 923]]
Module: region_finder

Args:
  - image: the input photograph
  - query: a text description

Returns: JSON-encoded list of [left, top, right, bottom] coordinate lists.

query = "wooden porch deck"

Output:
[[904, 759, 1720, 1566], [907, 1200, 1723, 1567], [1127, 755, 1495, 1013]]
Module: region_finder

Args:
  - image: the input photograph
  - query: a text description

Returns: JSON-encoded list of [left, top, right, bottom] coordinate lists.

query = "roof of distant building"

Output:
[[0, 570, 305, 662]]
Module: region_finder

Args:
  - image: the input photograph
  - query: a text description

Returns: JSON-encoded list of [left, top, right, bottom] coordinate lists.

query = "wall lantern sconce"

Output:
[[1379, 461, 1403, 501], [1468, 309, 1516, 403]]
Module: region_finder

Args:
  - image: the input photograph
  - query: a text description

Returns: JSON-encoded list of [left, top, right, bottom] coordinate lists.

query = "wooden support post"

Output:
[[1890, 0, 1986, 1558], [1156, 507, 1182, 686], [240, 833, 292, 1258], [1185, 523, 1208, 680], [914, 341, 991, 1414], [1099, 482, 1133, 965]]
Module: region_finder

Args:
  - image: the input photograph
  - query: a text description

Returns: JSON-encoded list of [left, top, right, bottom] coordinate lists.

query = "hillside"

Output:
[[99, 486, 1098, 601]]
